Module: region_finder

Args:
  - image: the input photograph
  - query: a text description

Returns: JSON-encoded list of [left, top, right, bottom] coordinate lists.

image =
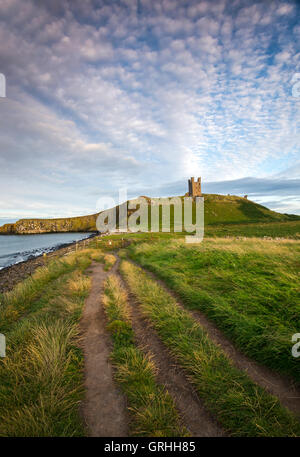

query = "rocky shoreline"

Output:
[[0, 233, 98, 293]]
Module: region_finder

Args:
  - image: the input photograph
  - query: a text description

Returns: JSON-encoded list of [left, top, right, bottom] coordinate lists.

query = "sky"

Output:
[[0, 0, 299, 220]]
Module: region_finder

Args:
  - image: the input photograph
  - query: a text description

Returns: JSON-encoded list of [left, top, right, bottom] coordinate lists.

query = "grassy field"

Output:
[[126, 237, 300, 383], [1, 220, 299, 437], [103, 274, 186, 436], [120, 260, 300, 437], [204, 220, 300, 238]]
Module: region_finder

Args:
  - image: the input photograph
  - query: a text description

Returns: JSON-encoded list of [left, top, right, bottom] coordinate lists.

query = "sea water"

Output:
[[0, 232, 93, 269]]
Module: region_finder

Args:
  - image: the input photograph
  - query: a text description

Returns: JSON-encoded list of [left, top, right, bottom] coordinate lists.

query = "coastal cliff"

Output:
[[0, 214, 98, 234]]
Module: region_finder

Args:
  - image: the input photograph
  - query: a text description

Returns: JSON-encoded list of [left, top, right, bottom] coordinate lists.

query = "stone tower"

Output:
[[188, 177, 202, 197]]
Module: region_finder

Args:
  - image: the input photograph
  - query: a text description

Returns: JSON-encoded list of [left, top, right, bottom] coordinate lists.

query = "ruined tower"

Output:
[[188, 177, 202, 197]]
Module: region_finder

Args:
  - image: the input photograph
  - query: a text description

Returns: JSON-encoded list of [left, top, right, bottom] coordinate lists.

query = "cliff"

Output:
[[0, 214, 98, 234]]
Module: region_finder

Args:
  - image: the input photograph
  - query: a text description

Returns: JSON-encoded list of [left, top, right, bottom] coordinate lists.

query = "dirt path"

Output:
[[115, 260, 224, 437], [126, 259, 300, 419], [80, 262, 128, 437]]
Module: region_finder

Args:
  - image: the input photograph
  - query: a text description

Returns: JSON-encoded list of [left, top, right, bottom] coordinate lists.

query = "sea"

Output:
[[0, 232, 93, 270]]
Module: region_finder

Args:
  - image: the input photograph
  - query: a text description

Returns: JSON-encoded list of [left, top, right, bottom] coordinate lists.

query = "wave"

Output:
[[0, 247, 54, 269]]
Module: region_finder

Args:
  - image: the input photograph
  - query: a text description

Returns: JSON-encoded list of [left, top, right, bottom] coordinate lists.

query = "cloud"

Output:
[[0, 0, 299, 218]]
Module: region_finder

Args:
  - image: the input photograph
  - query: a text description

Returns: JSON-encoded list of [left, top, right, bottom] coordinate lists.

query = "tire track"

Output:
[[116, 257, 225, 437], [127, 258, 300, 418]]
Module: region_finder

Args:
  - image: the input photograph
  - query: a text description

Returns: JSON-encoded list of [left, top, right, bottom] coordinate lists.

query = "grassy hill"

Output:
[[0, 194, 298, 235], [202, 194, 295, 224]]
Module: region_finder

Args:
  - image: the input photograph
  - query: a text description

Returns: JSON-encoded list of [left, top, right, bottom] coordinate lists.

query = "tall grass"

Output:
[[127, 238, 300, 383], [0, 319, 83, 436], [0, 249, 94, 333], [103, 274, 187, 437], [0, 248, 112, 334], [121, 260, 300, 437], [0, 253, 93, 436]]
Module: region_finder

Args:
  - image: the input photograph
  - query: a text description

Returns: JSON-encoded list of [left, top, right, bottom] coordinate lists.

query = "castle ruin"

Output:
[[188, 177, 202, 197]]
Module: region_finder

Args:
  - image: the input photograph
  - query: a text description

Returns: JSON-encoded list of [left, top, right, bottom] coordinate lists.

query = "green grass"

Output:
[[0, 266, 91, 436], [120, 260, 300, 437], [205, 220, 300, 238], [103, 274, 187, 437], [126, 238, 300, 383], [0, 247, 109, 437]]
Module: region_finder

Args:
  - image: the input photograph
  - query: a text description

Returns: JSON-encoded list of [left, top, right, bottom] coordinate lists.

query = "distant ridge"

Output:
[[0, 194, 298, 235]]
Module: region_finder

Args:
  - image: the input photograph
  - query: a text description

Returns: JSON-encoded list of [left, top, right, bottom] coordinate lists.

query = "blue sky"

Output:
[[0, 0, 299, 219]]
